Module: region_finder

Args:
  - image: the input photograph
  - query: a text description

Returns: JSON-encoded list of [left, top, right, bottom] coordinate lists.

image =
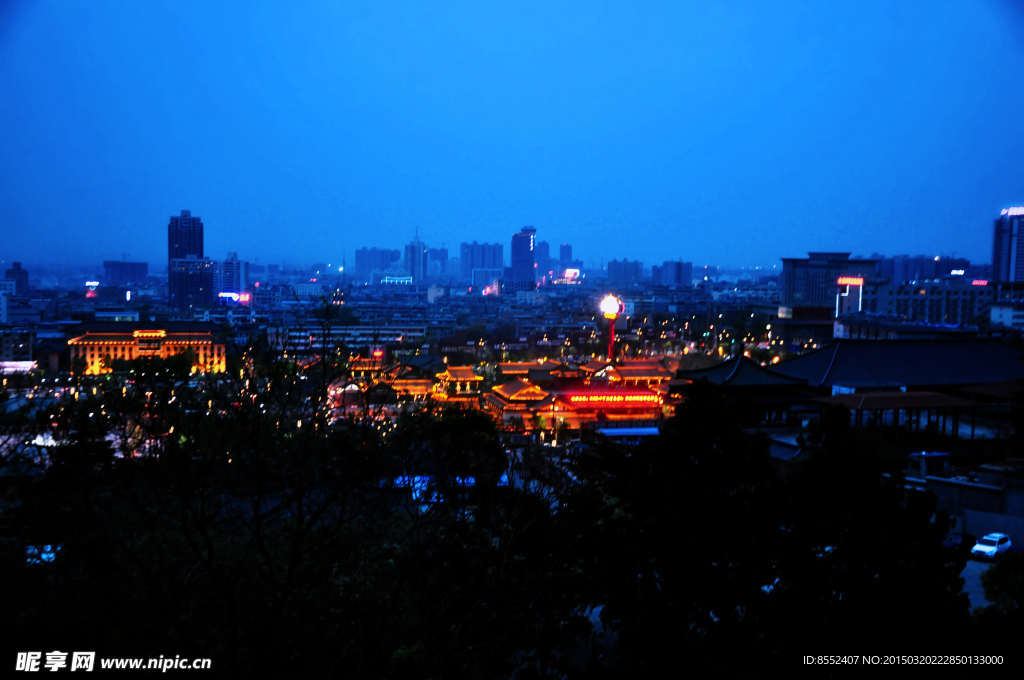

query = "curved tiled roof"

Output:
[[676, 355, 807, 387], [772, 339, 1024, 388]]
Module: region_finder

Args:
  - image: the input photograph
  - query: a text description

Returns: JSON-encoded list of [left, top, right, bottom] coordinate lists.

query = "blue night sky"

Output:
[[2, 1, 1023, 270]]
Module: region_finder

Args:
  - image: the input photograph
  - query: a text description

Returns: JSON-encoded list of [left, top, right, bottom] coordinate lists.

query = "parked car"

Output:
[[942, 533, 976, 553], [971, 533, 1012, 560]]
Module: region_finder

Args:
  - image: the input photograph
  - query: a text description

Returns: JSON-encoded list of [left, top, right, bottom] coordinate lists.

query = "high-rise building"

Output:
[[213, 253, 249, 294], [354, 248, 401, 279], [471, 269, 504, 290], [4, 262, 29, 295], [168, 210, 204, 261], [559, 243, 572, 264], [167, 210, 212, 308], [427, 247, 449, 276], [404, 235, 428, 283], [534, 240, 551, 276], [780, 252, 878, 307], [656, 261, 692, 287], [169, 255, 215, 309], [510, 227, 537, 288], [994, 207, 1024, 282], [103, 261, 148, 283], [459, 242, 503, 280], [607, 259, 644, 284]]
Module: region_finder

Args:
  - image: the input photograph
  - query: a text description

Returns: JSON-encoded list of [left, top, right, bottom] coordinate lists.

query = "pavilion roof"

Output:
[[493, 379, 551, 401], [438, 366, 481, 381], [609, 365, 674, 381], [772, 339, 1024, 388], [580, 360, 612, 374], [499, 360, 562, 375], [676, 355, 807, 387]]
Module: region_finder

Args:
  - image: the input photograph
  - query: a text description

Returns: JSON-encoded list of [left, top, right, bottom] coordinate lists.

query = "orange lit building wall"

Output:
[[68, 330, 227, 375]]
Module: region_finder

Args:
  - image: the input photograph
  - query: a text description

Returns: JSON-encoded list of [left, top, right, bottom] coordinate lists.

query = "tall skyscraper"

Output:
[[509, 227, 537, 289], [459, 242, 503, 280], [404, 234, 428, 283], [169, 256, 215, 309], [4, 262, 29, 295], [168, 210, 204, 261], [994, 207, 1024, 282], [168, 210, 212, 308], [559, 243, 572, 264], [427, 247, 449, 276]]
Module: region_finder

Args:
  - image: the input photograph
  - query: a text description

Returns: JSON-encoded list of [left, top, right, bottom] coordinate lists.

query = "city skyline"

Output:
[[4, 4, 1024, 672], [3, 2, 1024, 268]]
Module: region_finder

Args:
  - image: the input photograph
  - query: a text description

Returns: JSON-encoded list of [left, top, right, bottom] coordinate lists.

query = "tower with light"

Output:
[[600, 294, 624, 361]]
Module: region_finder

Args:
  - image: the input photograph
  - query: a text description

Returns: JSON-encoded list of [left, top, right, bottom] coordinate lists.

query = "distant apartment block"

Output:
[[559, 243, 572, 264], [653, 261, 692, 287], [993, 206, 1024, 282], [103, 260, 149, 283], [427, 247, 448, 276], [875, 254, 971, 283], [460, 242, 503, 280], [291, 282, 330, 298], [212, 253, 248, 294], [355, 248, 401, 278], [859, 279, 994, 325], [780, 252, 878, 308], [404, 235, 428, 283], [0, 326, 34, 362], [991, 301, 1024, 330], [471, 268, 504, 290], [4, 262, 29, 295], [607, 259, 644, 284]]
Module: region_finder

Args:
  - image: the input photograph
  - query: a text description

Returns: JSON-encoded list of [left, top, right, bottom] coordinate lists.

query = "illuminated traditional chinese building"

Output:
[[435, 365, 484, 401], [68, 328, 227, 375], [483, 358, 674, 432], [497, 360, 562, 378]]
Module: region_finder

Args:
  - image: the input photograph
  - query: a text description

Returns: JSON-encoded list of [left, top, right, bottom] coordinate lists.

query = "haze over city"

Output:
[[3, 0, 1024, 268], [9, 2, 1024, 676]]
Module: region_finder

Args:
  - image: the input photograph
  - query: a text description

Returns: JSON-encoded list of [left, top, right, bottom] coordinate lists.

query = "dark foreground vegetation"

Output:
[[1, 356, 1021, 678]]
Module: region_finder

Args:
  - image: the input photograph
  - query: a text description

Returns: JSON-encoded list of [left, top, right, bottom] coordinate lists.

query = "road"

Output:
[[961, 558, 992, 610]]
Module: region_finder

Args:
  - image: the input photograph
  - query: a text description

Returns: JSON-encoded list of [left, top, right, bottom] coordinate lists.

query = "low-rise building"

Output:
[[68, 327, 227, 375]]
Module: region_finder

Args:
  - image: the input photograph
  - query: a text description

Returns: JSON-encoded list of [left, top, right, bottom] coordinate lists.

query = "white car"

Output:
[[971, 533, 1012, 560]]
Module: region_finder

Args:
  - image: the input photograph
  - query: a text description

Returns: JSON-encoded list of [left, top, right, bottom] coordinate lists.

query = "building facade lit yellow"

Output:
[[68, 329, 227, 375]]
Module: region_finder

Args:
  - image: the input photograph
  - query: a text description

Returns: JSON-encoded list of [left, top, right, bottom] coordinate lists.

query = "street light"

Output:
[[600, 294, 624, 362]]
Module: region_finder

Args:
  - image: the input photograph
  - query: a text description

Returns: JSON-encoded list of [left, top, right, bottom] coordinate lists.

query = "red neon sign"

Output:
[[567, 394, 662, 404], [371, 350, 384, 358], [972, 280, 988, 286], [837, 276, 864, 286]]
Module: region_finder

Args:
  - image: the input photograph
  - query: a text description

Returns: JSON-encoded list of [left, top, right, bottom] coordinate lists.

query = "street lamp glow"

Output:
[[600, 294, 623, 362], [600, 294, 622, 318]]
